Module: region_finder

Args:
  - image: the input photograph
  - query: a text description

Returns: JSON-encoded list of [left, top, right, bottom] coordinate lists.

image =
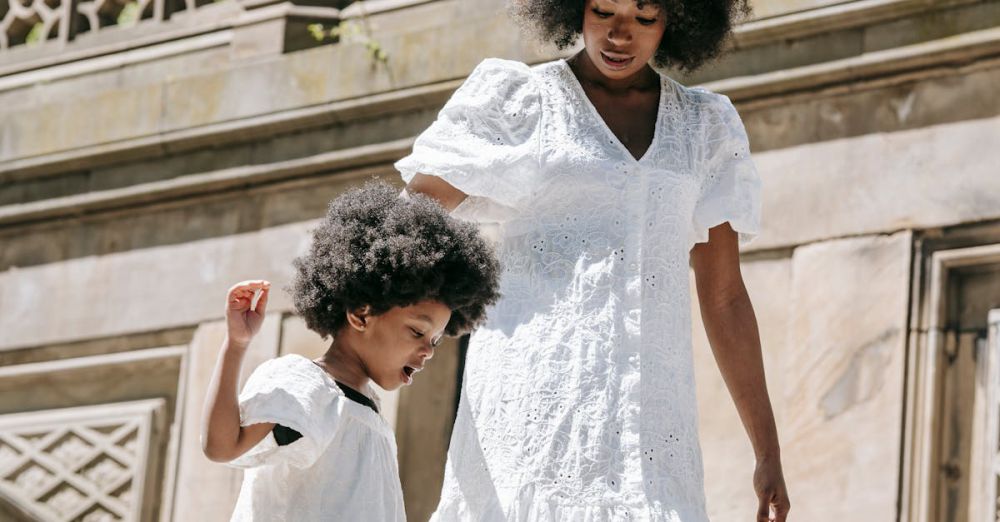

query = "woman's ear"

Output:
[[346, 306, 371, 332]]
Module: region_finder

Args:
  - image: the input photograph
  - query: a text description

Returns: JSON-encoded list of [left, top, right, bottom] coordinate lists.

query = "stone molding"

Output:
[[3, 23, 998, 188], [732, 0, 981, 49], [340, 0, 439, 18], [708, 25, 1000, 104], [0, 78, 454, 182], [0, 0, 969, 81], [0, 137, 412, 227]]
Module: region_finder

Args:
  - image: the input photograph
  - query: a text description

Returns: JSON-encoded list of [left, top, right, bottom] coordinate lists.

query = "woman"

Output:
[[397, 1, 790, 520]]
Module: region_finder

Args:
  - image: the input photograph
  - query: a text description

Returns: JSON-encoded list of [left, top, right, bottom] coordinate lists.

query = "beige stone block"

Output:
[[753, 115, 1000, 251], [5, 82, 163, 159], [0, 221, 314, 351], [696, 233, 910, 521], [693, 256, 793, 520], [782, 232, 911, 521], [172, 314, 281, 522]]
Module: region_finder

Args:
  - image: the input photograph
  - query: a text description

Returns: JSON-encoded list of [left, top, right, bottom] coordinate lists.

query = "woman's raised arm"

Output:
[[402, 174, 467, 211]]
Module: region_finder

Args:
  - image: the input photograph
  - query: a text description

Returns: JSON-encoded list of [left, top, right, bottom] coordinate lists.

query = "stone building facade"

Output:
[[0, 0, 998, 520]]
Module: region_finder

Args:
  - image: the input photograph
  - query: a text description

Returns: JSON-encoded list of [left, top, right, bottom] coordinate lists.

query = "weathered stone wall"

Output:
[[1, 0, 998, 520]]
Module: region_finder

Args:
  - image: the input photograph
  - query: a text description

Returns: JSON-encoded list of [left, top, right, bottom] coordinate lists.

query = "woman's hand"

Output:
[[753, 455, 790, 521], [225, 280, 270, 348]]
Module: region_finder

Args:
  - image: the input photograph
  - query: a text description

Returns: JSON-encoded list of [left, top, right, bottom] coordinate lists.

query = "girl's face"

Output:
[[581, 0, 667, 80], [354, 300, 451, 391]]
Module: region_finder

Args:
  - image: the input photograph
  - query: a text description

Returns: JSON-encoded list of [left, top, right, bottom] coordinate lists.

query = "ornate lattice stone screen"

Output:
[[0, 399, 167, 521], [0, 0, 210, 50]]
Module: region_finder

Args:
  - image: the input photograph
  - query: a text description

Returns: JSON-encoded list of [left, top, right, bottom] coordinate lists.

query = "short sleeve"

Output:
[[690, 93, 762, 247], [395, 58, 541, 215], [225, 355, 343, 469]]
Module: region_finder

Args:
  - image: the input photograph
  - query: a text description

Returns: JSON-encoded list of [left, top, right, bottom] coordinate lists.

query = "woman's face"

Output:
[[355, 300, 451, 391], [581, 0, 667, 80]]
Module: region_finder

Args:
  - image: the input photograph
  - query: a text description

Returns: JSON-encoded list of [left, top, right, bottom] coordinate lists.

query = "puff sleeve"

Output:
[[226, 356, 342, 469], [690, 92, 762, 247], [395, 58, 542, 215]]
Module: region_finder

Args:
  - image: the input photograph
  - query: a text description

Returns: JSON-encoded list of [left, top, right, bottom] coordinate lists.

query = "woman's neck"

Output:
[[316, 338, 370, 392], [568, 51, 659, 94]]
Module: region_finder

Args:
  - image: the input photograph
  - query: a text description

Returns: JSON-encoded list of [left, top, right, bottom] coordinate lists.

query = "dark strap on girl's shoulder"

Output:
[[271, 380, 379, 446], [335, 381, 379, 414]]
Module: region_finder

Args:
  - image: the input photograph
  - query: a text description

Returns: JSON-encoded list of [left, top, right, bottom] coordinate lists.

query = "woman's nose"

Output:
[[421, 342, 435, 361], [607, 20, 631, 45]]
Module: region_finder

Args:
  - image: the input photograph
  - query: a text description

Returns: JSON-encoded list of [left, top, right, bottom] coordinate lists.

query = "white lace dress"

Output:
[[396, 58, 762, 522], [225, 354, 405, 521]]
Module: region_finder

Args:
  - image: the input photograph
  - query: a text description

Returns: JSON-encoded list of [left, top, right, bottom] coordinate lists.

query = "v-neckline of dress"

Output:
[[558, 58, 665, 164]]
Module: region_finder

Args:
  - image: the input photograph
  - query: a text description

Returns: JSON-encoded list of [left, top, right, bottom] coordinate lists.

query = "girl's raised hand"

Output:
[[225, 280, 270, 348]]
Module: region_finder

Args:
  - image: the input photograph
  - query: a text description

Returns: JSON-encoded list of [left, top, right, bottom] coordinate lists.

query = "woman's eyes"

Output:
[[591, 8, 658, 25], [410, 328, 425, 339]]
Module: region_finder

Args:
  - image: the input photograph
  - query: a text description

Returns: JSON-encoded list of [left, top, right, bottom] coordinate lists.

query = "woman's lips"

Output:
[[600, 51, 634, 70]]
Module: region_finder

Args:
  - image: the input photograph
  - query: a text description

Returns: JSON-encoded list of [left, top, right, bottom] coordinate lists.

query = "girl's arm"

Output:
[[690, 224, 790, 522], [202, 280, 276, 463]]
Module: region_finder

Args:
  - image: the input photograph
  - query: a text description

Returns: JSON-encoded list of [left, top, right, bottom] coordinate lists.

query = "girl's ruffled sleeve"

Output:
[[690, 92, 762, 247], [395, 58, 541, 216], [225, 356, 342, 469]]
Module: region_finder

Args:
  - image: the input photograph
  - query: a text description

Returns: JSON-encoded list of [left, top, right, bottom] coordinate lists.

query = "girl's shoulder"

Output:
[[241, 354, 344, 402]]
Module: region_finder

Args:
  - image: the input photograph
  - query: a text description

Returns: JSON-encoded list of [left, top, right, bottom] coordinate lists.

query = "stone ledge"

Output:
[[0, 137, 413, 227], [732, 0, 981, 49], [341, 0, 440, 18], [706, 25, 1000, 102], [5, 25, 998, 185], [0, 79, 454, 183], [0, 30, 233, 92]]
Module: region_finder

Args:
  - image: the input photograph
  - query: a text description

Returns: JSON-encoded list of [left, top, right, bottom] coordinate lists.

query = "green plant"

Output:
[[117, 1, 141, 27], [25, 22, 46, 46], [307, 4, 388, 68]]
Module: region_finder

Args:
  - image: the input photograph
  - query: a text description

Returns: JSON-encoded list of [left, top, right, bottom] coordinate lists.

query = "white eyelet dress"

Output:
[[225, 354, 405, 521], [395, 58, 762, 522]]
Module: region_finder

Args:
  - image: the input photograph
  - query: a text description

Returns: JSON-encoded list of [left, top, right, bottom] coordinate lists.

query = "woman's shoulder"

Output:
[[666, 78, 738, 119], [461, 58, 539, 93]]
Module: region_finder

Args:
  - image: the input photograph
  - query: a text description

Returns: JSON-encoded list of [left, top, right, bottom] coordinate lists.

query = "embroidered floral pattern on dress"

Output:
[[396, 58, 761, 522]]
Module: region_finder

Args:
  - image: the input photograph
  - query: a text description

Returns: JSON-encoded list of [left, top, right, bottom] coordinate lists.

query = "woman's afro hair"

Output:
[[292, 181, 501, 338], [509, 0, 750, 72]]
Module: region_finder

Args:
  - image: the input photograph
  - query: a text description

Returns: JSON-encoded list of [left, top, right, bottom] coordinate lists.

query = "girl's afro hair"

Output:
[[292, 181, 501, 338], [509, 0, 751, 72]]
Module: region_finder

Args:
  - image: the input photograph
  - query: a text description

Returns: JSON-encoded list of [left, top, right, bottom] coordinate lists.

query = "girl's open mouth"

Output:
[[402, 365, 418, 385]]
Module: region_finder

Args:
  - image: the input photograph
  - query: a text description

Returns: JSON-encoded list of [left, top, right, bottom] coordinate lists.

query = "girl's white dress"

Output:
[[226, 354, 405, 521], [396, 58, 762, 522]]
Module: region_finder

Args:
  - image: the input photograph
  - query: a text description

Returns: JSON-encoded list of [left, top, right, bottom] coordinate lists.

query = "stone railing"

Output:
[[0, 0, 363, 74]]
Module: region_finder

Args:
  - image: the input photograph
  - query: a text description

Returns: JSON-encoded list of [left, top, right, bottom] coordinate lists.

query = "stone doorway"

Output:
[[902, 230, 1000, 522]]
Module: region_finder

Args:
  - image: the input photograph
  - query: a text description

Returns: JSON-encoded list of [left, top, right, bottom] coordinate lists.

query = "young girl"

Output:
[[398, 0, 790, 521], [201, 182, 501, 521]]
